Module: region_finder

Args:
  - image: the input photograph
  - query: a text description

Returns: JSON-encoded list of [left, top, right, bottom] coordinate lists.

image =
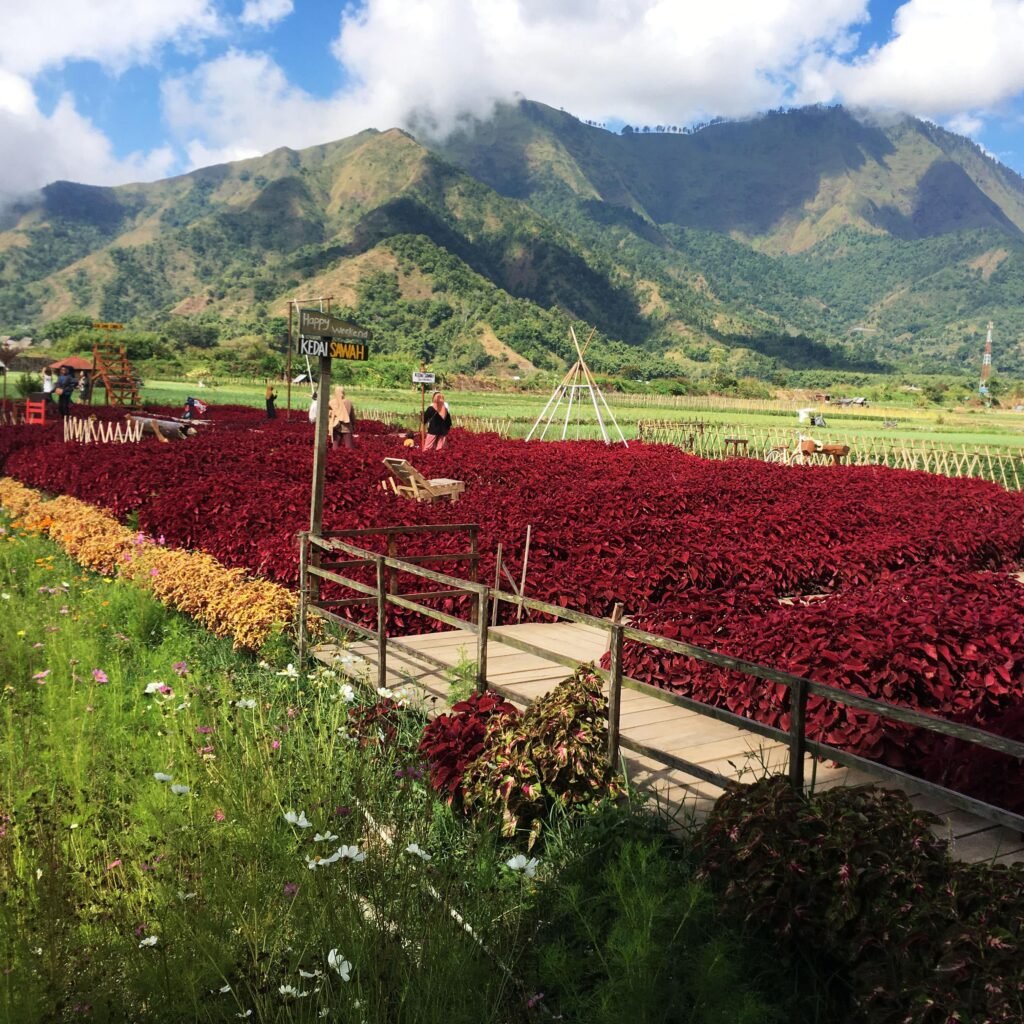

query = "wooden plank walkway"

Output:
[[313, 622, 1024, 865]]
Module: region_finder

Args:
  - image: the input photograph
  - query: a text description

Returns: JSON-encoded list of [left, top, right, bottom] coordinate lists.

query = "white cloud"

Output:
[[802, 0, 1024, 116], [162, 50, 345, 165], [946, 113, 985, 139], [0, 70, 174, 207], [0, 0, 221, 76], [164, 0, 872, 166], [240, 0, 294, 29], [331, 0, 872, 131]]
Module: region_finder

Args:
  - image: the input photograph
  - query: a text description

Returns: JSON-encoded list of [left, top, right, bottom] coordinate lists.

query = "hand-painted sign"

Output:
[[92, 322, 124, 330], [296, 336, 369, 361], [298, 309, 372, 340], [412, 371, 436, 384]]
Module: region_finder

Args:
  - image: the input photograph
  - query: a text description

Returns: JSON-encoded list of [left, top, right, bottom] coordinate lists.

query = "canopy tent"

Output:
[[525, 325, 628, 446]]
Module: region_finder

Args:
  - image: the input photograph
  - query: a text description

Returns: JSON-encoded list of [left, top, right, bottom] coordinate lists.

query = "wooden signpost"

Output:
[[298, 309, 373, 549], [412, 367, 435, 448]]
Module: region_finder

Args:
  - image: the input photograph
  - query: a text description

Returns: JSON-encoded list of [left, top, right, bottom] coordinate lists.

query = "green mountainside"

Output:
[[2, 101, 1024, 379]]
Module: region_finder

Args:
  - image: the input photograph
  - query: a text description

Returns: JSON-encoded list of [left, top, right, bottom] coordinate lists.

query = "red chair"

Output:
[[25, 399, 47, 425]]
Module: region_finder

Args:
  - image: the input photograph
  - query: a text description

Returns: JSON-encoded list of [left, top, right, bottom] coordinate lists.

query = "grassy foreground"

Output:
[[0, 517, 796, 1024]]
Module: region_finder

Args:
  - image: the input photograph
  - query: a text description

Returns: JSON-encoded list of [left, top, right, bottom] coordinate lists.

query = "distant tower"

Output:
[[980, 321, 993, 396], [974, 321, 991, 397]]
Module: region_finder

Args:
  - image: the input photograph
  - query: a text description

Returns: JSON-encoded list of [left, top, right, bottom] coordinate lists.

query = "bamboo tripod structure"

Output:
[[526, 325, 628, 446]]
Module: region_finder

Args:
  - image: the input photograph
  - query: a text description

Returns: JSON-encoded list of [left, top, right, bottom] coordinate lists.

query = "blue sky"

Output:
[[4, 0, 1024, 204]]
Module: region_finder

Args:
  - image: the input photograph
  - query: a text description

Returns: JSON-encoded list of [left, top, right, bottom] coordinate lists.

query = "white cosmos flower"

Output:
[[138, 935, 158, 947], [505, 854, 540, 878], [143, 682, 163, 694], [298, 968, 322, 979], [405, 843, 431, 862], [153, 772, 173, 783], [170, 784, 190, 795], [277, 983, 309, 998], [219, 983, 232, 993], [327, 949, 352, 981], [339, 684, 356, 702], [376, 687, 391, 699], [177, 891, 197, 901], [313, 832, 338, 843], [277, 664, 300, 679], [0, 593, 10, 600], [233, 698, 257, 709], [339, 844, 365, 862], [283, 810, 311, 828]]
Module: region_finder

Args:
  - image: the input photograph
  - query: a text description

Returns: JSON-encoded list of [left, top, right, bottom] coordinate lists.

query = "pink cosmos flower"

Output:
[[32, 670, 50, 683], [213, 808, 225, 822], [172, 662, 188, 677], [92, 669, 108, 684], [106, 859, 122, 871]]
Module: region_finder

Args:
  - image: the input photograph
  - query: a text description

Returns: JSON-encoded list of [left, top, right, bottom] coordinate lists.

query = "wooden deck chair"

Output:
[[382, 458, 465, 503]]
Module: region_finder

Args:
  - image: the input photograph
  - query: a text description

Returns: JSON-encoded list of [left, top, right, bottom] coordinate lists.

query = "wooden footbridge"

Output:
[[299, 525, 1024, 866]]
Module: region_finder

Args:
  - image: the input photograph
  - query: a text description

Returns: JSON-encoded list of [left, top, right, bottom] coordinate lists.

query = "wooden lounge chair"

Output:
[[382, 458, 465, 503]]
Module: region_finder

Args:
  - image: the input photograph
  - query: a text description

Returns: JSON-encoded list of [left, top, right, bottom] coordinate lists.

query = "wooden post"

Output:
[[476, 586, 489, 693], [309, 353, 332, 600], [419, 363, 427, 449], [491, 543, 503, 627], [286, 302, 293, 421], [516, 524, 532, 623], [788, 676, 808, 791], [297, 531, 308, 664], [375, 555, 387, 691], [608, 603, 624, 770], [387, 535, 398, 596]]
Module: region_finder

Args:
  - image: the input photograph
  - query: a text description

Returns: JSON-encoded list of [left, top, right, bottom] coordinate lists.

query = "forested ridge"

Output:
[[2, 100, 1023, 379]]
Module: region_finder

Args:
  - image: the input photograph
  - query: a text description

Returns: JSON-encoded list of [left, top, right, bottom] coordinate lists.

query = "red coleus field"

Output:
[[2, 404, 1023, 806]]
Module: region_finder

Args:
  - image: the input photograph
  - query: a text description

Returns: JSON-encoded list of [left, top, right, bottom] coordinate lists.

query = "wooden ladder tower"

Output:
[[92, 342, 141, 408]]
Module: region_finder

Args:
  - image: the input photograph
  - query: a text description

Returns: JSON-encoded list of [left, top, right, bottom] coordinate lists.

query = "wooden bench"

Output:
[[723, 437, 748, 457], [382, 458, 465, 503]]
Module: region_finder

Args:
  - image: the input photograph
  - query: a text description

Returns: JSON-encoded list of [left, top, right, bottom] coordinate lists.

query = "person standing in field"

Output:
[[56, 366, 76, 417], [308, 389, 318, 424], [423, 391, 451, 451], [265, 379, 278, 419], [42, 367, 55, 401], [328, 386, 356, 449]]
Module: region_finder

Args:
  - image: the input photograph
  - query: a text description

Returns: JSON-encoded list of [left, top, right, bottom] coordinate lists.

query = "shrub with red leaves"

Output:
[[418, 692, 519, 806], [3, 403, 1024, 809]]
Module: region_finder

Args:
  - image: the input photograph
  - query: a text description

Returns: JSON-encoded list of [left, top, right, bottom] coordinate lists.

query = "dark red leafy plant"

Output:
[[418, 692, 519, 806]]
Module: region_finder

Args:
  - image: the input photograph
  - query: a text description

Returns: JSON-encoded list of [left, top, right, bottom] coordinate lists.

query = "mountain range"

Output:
[[2, 100, 1023, 378]]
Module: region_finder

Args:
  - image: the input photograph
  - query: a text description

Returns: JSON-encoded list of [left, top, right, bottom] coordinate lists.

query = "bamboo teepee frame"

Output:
[[526, 326, 628, 446]]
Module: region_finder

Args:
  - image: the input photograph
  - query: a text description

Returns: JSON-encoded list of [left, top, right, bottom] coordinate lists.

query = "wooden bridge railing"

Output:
[[297, 534, 1024, 835]]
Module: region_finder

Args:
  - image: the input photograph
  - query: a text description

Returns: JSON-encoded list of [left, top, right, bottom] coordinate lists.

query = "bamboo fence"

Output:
[[637, 419, 1024, 490]]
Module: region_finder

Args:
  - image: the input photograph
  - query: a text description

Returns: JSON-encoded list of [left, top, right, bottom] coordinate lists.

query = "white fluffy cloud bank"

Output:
[[0, 0, 218, 203], [6, 0, 1024, 199]]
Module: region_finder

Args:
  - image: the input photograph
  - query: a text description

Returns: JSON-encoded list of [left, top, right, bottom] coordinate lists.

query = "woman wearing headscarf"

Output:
[[422, 391, 452, 451], [328, 385, 356, 449]]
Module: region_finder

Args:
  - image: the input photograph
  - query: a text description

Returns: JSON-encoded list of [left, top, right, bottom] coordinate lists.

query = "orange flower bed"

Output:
[[0, 477, 298, 651]]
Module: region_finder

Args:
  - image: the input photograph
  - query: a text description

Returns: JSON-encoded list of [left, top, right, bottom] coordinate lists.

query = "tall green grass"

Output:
[[0, 519, 818, 1023]]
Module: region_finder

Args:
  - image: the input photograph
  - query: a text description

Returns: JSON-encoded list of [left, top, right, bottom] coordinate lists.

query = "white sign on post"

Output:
[[412, 371, 436, 385]]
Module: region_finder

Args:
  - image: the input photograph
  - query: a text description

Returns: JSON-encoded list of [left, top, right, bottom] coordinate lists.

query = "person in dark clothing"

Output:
[[423, 391, 452, 450], [56, 367, 75, 417], [265, 380, 278, 419]]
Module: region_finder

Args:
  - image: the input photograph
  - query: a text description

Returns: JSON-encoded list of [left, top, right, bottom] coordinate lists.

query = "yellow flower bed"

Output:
[[0, 477, 298, 651]]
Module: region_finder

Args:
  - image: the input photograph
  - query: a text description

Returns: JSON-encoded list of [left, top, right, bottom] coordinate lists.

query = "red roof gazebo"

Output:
[[46, 356, 93, 372]]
